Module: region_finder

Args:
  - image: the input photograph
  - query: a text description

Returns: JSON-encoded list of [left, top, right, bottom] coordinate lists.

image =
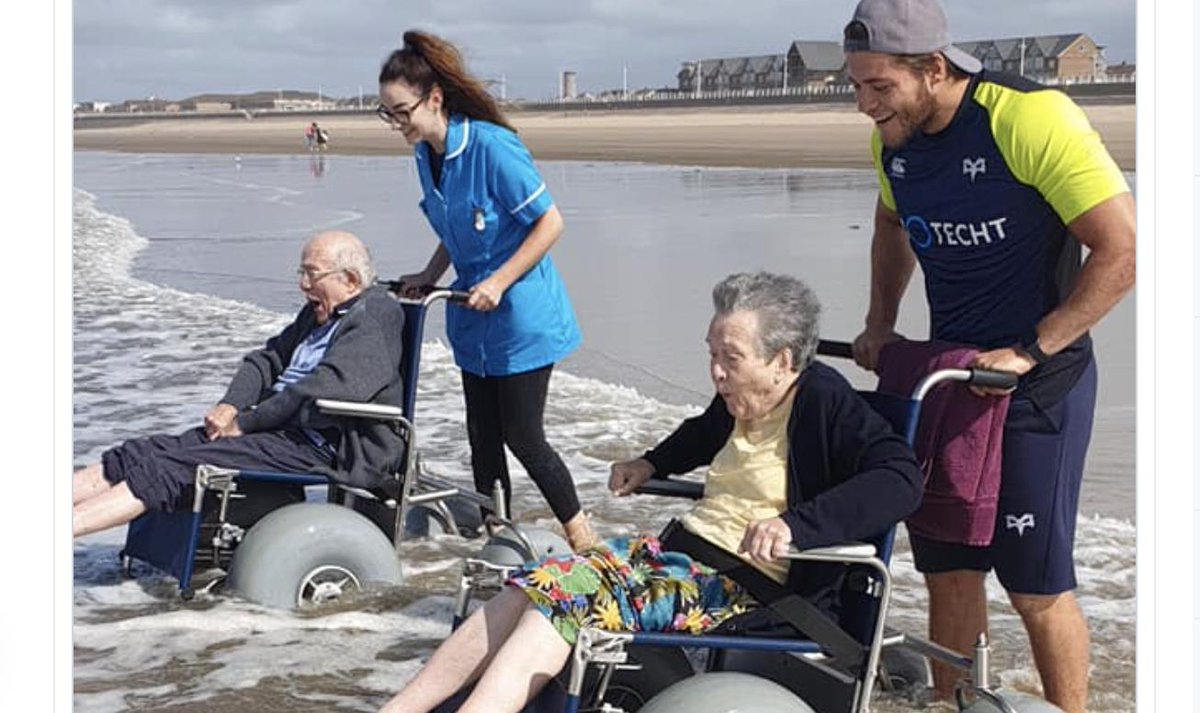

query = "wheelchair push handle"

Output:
[[817, 339, 854, 359], [966, 368, 1018, 391], [382, 280, 471, 305], [817, 339, 1018, 394]]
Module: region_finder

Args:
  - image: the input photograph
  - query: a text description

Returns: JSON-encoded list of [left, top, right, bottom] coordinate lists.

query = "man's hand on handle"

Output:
[[851, 325, 904, 372]]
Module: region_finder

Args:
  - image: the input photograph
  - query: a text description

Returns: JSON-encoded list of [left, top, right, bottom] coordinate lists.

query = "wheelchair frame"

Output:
[[535, 356, 1018, 713], [118, 288, 514, 603]]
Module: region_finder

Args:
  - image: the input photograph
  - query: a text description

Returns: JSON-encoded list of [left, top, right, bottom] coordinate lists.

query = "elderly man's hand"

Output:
[[608, 458, 656, 496], [968, 347, 1032, 397], [738, 517, 793, 563], [204, 403, 239, 440]]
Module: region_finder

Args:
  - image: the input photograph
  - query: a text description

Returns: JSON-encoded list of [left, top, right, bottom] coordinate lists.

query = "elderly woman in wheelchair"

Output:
[[380, 271, 923, 713]]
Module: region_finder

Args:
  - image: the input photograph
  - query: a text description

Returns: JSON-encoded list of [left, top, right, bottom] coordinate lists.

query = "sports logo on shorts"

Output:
[[890, 157, 907, 178], [962, 157, 987, 182], [1005, 513, 1036, 536]]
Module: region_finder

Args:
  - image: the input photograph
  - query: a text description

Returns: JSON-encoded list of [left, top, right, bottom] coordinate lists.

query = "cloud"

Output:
[[73, 0, 1136, 103]]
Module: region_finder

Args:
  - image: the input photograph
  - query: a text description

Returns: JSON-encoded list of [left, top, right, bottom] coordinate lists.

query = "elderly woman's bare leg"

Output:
[[72, 482, 146, 537], [378, 586, 533, 713], [455, 605, 572, 713], [73, 464, 111, 504]]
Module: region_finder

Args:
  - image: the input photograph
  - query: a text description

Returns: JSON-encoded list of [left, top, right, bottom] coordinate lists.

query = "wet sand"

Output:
[[73, 103, 1136, 170]]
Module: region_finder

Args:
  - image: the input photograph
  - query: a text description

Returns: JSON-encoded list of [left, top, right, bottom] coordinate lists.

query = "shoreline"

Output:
[[74, 103, 1136, 171]]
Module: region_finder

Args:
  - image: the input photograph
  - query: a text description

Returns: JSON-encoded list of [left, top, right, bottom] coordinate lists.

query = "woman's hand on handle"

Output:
[[467, 275, 505, 311], [608, 458, 656, 497], [394, 272, 435, 299]]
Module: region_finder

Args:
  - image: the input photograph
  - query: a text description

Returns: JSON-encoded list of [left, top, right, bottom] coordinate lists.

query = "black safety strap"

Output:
[[660, 519, 867, 673]]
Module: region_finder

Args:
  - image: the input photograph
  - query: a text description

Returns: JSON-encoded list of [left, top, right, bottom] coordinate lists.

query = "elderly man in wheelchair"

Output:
[[380, 272, 925, 713], [72, 229, 407, 539]]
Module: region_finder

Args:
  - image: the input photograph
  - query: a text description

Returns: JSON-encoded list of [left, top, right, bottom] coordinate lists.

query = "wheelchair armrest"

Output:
[[633, 478, 704, 500], [314, 399, 405, 421], [784, 541, 878, 562]]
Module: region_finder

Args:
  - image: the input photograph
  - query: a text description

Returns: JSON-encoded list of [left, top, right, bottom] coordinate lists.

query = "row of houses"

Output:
[[75, 90, 345, 114], [677, 33, 1130, 94]]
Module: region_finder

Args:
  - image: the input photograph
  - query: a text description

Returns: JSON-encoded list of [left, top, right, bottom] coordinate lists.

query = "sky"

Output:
[[73, 0, 1137, 104]]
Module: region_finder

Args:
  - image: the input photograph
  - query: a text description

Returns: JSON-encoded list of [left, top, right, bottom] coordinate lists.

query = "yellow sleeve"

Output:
[[870, 129, 897, 212], [976, 83, 1129, 224]]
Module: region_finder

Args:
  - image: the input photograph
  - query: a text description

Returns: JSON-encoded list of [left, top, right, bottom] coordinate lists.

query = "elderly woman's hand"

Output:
[[738, 517, 793, 563], [608, 458, 656, 496]]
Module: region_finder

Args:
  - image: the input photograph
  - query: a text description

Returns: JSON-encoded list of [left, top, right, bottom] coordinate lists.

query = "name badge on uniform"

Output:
[[474, 209, 486, 232]]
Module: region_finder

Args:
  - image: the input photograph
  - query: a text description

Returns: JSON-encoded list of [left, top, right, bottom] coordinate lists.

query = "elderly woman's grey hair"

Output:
[[330, 237, 378, 286], [712, 272, 821, 371]]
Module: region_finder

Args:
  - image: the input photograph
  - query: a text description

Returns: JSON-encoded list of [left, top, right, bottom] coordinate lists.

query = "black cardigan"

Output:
[[643, 361, 923, 611], [221, 285, 408, 492]]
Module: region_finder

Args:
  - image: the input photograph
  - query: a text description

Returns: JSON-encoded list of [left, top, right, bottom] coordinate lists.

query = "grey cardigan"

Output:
[[220, 285, 408, 492]]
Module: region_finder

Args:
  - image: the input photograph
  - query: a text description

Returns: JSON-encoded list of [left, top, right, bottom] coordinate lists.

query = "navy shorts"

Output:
[[101, 427, 333, 513], [910, 357, 1097, 595]]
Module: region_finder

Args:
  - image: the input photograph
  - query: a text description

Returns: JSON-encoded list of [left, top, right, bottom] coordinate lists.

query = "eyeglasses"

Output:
[[376, 94, 427, 127], [296, 267, 341, 284]]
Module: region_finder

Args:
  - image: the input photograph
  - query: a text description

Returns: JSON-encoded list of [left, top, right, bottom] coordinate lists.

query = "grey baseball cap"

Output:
[[843, 0, 982, 74]]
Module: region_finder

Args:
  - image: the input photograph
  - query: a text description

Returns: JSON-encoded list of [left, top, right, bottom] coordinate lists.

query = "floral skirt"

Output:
[[506, 535, 758, 645]]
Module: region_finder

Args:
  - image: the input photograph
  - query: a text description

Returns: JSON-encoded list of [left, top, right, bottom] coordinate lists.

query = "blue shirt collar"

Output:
[[416, 114, 470, 165], [436, 113, 470, 160]]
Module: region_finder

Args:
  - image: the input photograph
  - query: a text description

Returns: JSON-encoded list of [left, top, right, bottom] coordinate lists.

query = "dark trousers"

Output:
[[101, 427, 332, 513], [461, 365, 581, 523]]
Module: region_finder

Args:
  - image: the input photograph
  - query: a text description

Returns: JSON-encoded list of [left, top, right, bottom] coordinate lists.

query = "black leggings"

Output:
[[461, 365, 581, 523]]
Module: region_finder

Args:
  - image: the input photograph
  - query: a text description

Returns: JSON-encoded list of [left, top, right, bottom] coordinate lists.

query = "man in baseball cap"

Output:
[[843, 2, 1135, 712]]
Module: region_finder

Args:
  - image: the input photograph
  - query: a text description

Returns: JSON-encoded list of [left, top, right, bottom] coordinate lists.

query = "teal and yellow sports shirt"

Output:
[[872, 71, 1128, 403]]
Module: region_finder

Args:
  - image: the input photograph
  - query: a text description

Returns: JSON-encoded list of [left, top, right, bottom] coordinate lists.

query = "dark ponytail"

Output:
[[379, 30, 515, 132]]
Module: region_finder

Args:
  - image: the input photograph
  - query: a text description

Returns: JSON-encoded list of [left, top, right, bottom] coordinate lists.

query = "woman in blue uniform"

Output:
[[379, 30, 593, 550]]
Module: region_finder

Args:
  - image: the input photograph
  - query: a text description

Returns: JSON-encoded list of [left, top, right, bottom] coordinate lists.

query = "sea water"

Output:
[[72, 152, 1136, 712]]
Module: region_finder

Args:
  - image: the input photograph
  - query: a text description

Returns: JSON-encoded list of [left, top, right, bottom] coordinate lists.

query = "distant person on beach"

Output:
[[315, 123, 329, 151], [842, 1, 1135, 711], [378, 30, 592, 550], [305, 122, 317, 151], [379, 272, 923, 713], [72, 230, 407, 538]]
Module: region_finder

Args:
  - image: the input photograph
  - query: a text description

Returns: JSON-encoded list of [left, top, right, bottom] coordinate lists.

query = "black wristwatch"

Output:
[[1023, 340, 1051, 365]]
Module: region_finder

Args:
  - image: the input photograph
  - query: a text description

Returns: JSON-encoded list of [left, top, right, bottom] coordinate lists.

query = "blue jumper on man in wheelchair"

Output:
[[120, 289, 490, 609], [444, 341, 1019, 713]]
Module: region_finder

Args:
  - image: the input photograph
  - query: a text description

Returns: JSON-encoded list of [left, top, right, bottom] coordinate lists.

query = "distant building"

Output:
[[120, 99, 172, 113], [785, 42, 846, 88], [678, 41, 844, 93], [1105, 61, 1136, 82], [677, 32, 1113, 95], [955, 33, 1107, 83], [183, 91, 335, 112], [74, 101, 112, 113], [561, 71, 577, 100]]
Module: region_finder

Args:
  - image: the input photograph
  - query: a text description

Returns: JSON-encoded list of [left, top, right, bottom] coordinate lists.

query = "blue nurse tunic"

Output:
[[414, 114, 582, 377]]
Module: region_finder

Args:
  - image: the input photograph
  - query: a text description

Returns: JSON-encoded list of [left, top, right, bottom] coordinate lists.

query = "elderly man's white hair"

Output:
[[308, 230, 378, 286]]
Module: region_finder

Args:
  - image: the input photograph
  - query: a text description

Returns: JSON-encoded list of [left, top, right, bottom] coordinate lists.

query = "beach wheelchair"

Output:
[[118, 288, 559, 609], [444, 341, 1059, 713]]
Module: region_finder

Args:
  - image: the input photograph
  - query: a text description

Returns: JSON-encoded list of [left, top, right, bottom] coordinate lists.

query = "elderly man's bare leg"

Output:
[[73, 482, 147, 537], [379, 586, 532, 713], [1010, 591, 1089, 713], [73, 464, 112, 505], [926, 570, 988, 700]]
